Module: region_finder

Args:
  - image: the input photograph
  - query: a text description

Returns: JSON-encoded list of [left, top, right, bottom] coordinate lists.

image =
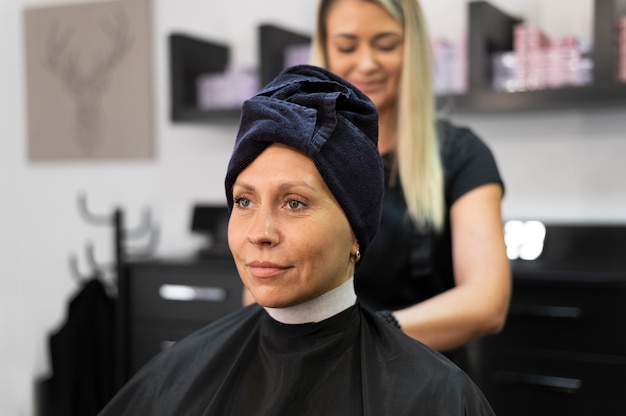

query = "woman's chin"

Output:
[[250, 290, 293, 309]]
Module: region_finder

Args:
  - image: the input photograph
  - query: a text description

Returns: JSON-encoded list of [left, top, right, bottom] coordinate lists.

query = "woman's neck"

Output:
[[377, 107, 397, 155], [264, 277, 356, 324]]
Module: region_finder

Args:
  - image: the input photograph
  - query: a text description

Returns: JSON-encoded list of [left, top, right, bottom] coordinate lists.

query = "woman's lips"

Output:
[[351, 80, 384, 94], [247, 261, 291, 278]]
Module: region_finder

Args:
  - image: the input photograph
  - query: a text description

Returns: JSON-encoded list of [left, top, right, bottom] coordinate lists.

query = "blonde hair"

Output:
[[312, 0, 444, 231]]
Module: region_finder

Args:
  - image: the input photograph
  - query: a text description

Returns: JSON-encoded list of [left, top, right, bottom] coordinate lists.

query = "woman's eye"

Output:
[[234, 197, 251, 208], [337, 46, 356, 54], [376, 41, 400, 52], [287, 199, 306, 210], [332, 40, 356, 54]]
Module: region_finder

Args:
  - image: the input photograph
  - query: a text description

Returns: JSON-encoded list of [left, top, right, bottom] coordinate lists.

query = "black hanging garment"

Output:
[[40, 278, 117, 416]]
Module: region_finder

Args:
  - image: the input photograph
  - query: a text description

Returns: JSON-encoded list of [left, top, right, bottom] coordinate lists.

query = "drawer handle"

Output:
[[496, 371, 582, 394], [510, 304, 582, 320], [159, 284, 227, 302]]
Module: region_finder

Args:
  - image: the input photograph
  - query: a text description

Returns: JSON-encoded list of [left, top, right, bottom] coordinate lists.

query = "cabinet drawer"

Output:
[[126, 259, 243, 324], [476, 348, 626, 416], [486, 278, 626, 355], [123, 258, 244, 377]]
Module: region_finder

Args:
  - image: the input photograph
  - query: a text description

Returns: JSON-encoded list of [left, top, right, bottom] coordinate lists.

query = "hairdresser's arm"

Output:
[[393, 183, 511, 352]]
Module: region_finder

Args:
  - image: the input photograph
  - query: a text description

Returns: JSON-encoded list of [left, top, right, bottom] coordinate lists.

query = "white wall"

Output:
[[1, 0, 625, 414], [1, 1, 319, 415], [422, 0, 626, 222], [422, 0, 596, 40]]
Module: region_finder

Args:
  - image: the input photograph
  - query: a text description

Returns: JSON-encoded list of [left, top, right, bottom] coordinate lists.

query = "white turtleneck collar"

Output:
[[264, 277, 357, 324]]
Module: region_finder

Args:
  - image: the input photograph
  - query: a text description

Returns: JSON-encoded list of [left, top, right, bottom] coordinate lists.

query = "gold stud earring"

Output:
[[352, 249, 361, 264]]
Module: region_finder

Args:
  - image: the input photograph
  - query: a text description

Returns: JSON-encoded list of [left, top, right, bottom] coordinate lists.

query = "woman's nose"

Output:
[[356, 47, 379, 71], [248, 207, 279, 246]]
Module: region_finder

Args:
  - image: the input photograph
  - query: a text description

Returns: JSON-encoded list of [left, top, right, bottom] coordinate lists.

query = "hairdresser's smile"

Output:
[[349, 78, 387, 95]]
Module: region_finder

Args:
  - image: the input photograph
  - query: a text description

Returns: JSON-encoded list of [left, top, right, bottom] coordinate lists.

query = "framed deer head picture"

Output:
[[23, 0, 154, 161]]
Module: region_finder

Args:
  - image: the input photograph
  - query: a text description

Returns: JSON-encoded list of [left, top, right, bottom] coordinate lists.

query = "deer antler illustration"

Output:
[[44, 10, 132, 153]]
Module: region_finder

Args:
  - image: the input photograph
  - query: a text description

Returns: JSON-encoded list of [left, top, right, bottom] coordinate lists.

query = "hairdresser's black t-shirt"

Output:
[[354, 120, 503, 371], [355, 119, 504, 309]]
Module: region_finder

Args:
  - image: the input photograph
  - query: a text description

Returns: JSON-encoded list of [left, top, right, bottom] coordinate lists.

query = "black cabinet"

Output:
[[119, 256, 243, 378], [479, 349, 626, 415], [472, 224, 626, 415]]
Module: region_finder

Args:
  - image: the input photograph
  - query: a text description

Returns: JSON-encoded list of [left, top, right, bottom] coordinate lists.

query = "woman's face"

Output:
[[228, 143, 357, 308], [324, 0, 404, 115]]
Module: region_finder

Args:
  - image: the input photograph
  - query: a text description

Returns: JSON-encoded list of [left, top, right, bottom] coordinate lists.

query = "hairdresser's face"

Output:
[[228, 143, 357, 308], [325, 0, 404, 116]]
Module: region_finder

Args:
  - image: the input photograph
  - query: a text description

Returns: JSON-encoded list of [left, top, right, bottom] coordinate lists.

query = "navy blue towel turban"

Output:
[[224, 64, 384, 257]]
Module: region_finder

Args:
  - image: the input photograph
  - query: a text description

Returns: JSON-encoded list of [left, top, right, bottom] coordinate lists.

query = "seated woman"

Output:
[[98, 65, 494, 415]]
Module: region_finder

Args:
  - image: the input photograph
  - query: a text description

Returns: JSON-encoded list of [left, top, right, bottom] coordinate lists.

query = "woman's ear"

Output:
[[350, 241, 361, 264]]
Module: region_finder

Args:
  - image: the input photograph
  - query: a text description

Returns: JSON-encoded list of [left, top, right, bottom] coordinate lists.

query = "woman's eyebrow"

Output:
[[372, 32, 402, 41], [276, 181, 317, 193], [232, 181, 255, 191], [330, 32, 402, 43], [331, 33, 358, 40], [233, 180, 317, 193]]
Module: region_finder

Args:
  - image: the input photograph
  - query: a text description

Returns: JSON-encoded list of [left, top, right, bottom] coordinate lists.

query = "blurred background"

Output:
[[1, 0, 626, 414]]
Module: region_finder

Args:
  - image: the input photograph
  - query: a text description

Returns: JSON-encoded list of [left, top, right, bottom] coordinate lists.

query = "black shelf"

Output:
[[169, 25, 310, 124], [169, 1, 626, 123], [467, 0, 522, 92], [169, 33, 240, 123], [445, 0, 626, 114], [259, 24, 311, 87], [440, 83, 626, 114]]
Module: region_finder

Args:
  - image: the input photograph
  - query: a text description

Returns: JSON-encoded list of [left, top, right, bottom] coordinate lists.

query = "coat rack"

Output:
[[71, 191, 159, 389], [72, 192, 159, 283]]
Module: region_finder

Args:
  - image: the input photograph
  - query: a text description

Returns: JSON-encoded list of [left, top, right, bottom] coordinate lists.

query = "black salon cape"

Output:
[[99, 303, 494, 416]]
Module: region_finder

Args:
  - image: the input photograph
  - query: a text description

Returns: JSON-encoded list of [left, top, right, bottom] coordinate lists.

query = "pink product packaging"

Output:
[[197, 68, 260, 110], [284, 44, 312, 69], [432, 39, 467, 95], [514, 23, 551, 54], [492, 51, 519, 92], [617, 16, 626, 82], [500, 23, 592, 91]]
